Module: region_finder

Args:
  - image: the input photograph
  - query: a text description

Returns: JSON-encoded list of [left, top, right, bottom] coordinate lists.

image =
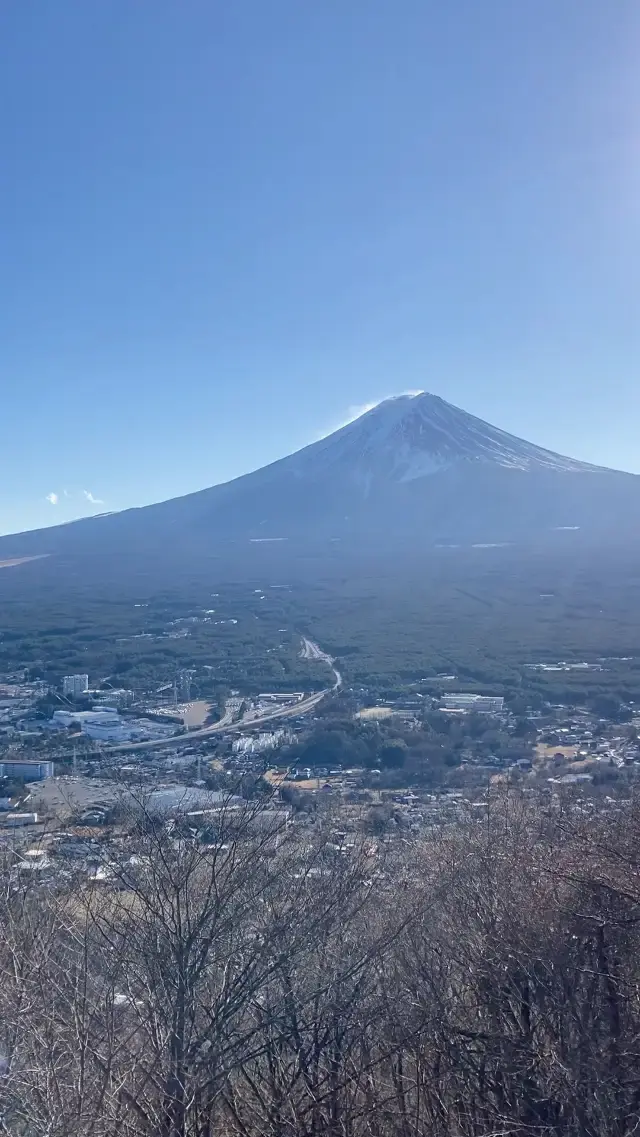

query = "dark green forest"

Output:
[[2, 541, 640, 705]]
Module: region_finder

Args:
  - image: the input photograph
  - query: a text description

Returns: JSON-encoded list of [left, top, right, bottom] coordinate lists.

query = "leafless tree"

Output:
[[4, 786, 640, 1136]]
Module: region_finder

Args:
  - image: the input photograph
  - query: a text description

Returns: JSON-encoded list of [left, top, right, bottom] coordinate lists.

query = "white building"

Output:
[[440, 694, 505, 713], [52, 708, 132, 742], [232, 729, 291, 755], [62, 674, 89, 699], [82, 720, 130, 742]]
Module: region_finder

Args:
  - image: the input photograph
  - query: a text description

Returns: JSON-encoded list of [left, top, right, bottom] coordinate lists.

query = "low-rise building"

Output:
[[232, 729, 291, 755], [0, 760, 54, 781], [0, 812, 38, 827], [52, 708, 131, 742], [441, 694, 504, 713]]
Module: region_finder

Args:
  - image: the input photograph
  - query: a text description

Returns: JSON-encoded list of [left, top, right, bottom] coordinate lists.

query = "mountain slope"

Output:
[[1, 393, 638, 564]]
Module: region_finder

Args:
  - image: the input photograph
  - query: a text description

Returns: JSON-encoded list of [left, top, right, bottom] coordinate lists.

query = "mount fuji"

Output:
[[1, 394, 638, 571]]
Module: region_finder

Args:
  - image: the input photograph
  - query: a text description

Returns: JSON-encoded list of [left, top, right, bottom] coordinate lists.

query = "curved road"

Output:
[[106, 639, 341, 754]]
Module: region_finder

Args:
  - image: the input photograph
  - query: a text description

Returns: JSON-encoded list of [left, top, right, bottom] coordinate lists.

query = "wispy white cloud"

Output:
[[45, 492, 58, 505], [83, 490, 104, 505], [343, 400, 381, 423], [63, 489, 71, 498]]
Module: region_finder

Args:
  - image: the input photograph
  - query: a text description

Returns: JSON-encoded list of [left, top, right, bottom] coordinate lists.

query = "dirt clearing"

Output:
[[0, 555, 50, 569]]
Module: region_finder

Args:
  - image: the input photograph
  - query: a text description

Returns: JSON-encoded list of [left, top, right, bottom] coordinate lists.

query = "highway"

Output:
[[105, 638, 340, 754], [301, 636, 342, 690]]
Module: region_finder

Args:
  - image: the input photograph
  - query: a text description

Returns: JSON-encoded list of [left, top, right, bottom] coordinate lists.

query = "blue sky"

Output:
[[1, 1, 639, 535]]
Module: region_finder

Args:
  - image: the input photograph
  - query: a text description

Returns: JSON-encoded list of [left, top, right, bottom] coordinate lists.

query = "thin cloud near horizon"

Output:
[[44, 489, 104, 508]]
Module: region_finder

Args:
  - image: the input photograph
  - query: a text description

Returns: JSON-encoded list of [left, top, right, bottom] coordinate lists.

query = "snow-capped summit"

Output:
[[287, 393, 600, 490]]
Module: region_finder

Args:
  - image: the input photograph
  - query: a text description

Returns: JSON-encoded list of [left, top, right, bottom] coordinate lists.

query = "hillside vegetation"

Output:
[[2, 788, 640, 1136], [2, 544, 640, 705]]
